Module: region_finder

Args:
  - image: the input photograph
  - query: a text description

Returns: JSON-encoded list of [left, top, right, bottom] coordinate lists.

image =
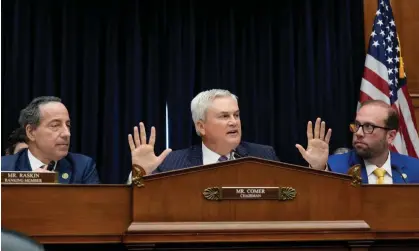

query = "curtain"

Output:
[[2, 0, 365, 183]]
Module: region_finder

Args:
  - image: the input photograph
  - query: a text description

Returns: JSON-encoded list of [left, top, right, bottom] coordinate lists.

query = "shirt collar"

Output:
[[202, 142, 227, 165], [27, 149, 57, 171], [365, 151, 392, 177]]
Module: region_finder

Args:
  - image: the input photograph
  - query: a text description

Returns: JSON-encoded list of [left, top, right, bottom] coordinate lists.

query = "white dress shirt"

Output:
[[364, 151, 393, 184], [202, 142, 234, 165], [27, 149, 57, 171]]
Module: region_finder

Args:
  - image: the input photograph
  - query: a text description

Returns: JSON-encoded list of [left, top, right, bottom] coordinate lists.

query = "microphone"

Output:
[[230, 149, 243, 160], [391, 165, 408, 184]]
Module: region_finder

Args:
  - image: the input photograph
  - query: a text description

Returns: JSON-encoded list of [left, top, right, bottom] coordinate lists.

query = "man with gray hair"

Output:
[[127, 89, 278, 178], [1, 96, 100, 184]]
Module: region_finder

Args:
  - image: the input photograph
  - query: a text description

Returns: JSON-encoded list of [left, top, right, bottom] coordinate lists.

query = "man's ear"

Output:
[[387, 129, 397, 144], [196, 120, 206, 136], [26, 125, 36, 142]]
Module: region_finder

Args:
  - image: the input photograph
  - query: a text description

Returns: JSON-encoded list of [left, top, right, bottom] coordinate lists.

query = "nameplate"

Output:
[[203, 187, 297, 201], [1, 172, 58, 184]]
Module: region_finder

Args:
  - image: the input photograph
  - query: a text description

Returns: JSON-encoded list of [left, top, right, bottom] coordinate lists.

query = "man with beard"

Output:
[[296, 100, 419, 184], [127, 89, 278, 181], [1, 96, 100, 184]]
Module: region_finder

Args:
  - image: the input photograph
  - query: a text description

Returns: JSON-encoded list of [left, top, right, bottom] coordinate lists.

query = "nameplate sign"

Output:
[[1, 172, 58, 184], [203, 187, 297, 201]]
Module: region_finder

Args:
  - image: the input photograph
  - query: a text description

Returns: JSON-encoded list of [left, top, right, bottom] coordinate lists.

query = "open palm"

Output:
[[128, 122, 172, 174], [296, 118, 332, 170]]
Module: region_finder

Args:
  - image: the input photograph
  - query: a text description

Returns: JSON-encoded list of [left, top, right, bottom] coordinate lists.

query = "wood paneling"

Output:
[[3, 159, 419, 250], [364, 0, 419, 132], [1, 185, 131, 243], [127, 158, 419, 243], [132, 159, 362, 223]]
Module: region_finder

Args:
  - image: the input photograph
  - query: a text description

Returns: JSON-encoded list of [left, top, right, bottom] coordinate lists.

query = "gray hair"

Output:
[[191, 89, 238, 136], [18, 96, 62, 128]]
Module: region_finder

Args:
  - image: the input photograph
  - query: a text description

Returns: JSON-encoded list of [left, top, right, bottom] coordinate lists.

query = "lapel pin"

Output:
[[402, 173, 408, 179], [62, 173, 69, 180]]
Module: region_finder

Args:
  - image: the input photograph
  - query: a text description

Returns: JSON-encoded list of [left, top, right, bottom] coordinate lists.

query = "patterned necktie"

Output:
[[47, 161, 56, 171], [373, 167, 386, 184], [218, 155, 228, 162]]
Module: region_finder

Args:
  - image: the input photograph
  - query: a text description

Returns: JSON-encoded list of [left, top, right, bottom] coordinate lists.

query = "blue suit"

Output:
[[328, 150, 419, 184], [155, 141, 279, 173], [1, 149, 100, 184]]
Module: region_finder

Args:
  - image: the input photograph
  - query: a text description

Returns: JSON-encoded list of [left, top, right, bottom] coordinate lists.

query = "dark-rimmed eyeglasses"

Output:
[[349, 122, 392, 134]]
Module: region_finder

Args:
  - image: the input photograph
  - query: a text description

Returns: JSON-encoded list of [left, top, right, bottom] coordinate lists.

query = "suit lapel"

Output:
[[16, 150, 32, 171], [360, 166, 368, 183], [391, 169, 404, 184], [390, 152, 407, 184], [235, 143, 249, 158], [187, 145, 203, 167], [56, 158, 73, 184]]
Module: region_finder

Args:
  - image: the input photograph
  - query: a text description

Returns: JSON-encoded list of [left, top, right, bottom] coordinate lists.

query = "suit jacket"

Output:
[[1, 149, 100, 184], [328, 150, 419, 184], [155, 141, 279, 173]]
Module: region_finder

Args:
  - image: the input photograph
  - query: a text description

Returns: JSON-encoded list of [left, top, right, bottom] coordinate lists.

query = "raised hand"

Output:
[[296, 118, 332, 170], [128, 122, 172, 175]]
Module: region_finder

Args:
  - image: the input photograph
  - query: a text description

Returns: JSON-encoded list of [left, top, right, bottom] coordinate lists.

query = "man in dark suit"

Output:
[[127, 89, 278, 181], [1, 96, 100, 184], [296, 100, 419, 184]]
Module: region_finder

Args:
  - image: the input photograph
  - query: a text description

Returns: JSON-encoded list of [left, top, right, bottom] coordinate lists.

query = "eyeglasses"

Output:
[[349, 122, 392, 134]]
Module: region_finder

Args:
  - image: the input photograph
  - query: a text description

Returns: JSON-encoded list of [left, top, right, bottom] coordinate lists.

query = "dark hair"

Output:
[[385, 107, 399, 131], [359, 100, 399, 130], [5, 127, 28, 155], [18, 96, 62, 128]]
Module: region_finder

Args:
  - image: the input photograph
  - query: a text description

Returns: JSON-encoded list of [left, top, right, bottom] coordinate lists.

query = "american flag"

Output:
[[359, 0, 419, 158]]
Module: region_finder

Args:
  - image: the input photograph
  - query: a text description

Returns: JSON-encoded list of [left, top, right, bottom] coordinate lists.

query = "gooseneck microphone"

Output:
[[230, 149, 243, 160], [391, 165, 408, 184]]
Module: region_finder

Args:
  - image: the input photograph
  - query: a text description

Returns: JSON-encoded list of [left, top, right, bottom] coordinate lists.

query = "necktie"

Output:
[[373, 167, 386, 184], [218, 155, 228, 162], [47, 161, 56, 171]]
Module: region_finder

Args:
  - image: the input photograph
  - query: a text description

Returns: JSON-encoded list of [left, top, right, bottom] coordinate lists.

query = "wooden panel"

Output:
[[361, 185, 419, 231], [392, 0, 419, 94], [127, 158, 419, 244], [1, 185, 131, 243], [125, 221, 372, 243], [132, 159, 362, 223], [2, 160, 419, 250]]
